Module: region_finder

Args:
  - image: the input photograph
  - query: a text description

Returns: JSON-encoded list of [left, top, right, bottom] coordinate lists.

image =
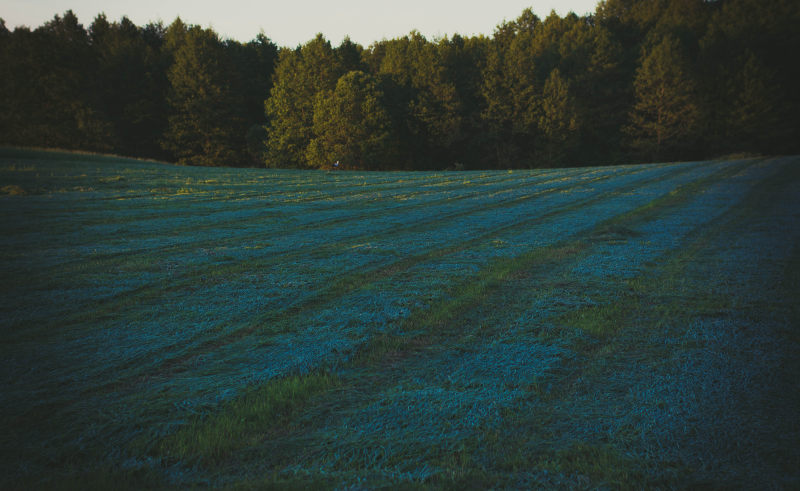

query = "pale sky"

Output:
[[2, 0, 601, 47]]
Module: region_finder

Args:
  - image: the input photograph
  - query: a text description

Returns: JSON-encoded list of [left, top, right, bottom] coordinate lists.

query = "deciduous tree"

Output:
[[376, 31, 461, 169], [306, 71, 397, 170], [264, 34, 343, 168]]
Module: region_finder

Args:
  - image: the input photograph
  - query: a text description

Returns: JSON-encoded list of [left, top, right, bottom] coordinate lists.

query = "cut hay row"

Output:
[[0, 149, 797, 488]]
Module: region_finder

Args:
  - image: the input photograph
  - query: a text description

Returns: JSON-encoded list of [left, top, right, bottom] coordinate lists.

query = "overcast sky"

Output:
[[3, 0, 601, 47]]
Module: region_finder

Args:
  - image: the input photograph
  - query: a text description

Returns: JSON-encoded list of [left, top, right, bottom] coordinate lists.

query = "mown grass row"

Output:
[[0, 159, 568, 256], [480, 157, 800, 488], [5, 152, 796, 489], [144, 158, 766, 486], [157, 372, 342, 464], [59, 160, 740, 438], [0, 166, 606, 339], [80, 160, 700, 398], [0, 161, 656, 400], [434, 158, 792, 487]]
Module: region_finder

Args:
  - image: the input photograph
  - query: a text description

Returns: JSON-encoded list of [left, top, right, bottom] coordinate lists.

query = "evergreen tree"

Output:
[[699, 0, 800, 155], [726, 50, 785, 153], [90, 15, 169, 158], [337, 36, 366, 73], [377, 31, 461, 169], [481, 11, 541, 167], [3, 11, 113, 151], [438, 34, 490, 168], [226, 33, 278, 164], [575, 26, 631, 164], [0, 24, 33, 145], [627, 35, 699, 161], [306, 71, 397, 170], [161, 25, 245, 166], [2, 2, 799, 168], [538, 68, 579, 165]]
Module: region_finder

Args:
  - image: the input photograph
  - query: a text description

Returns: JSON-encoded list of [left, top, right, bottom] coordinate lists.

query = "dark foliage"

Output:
[[1, 0, 798, 168]]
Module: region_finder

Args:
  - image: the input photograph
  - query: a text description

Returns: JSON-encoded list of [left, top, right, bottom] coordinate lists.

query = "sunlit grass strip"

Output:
[[255, 156, 744, 485], [17, 164, 556, 257], [595, 157, 760, 237], [353, 241, 587, 365], [9, 167, 605, 335], [3, 151, 797, 488], [539, 157, 792, 400], [259, 164, 675, 321], [537, 442, 642, 488], [82, 162, 705, 398], [0, 159, 736, 430], [558, 158, 759, 338], [281, 158, 765, 484], [37, 166, 656, 378], [39, 165, 595, 282], [632, 157, 796, 295], [159, 372, 340, 464], [539, 158, 800, 486], [441, 159, 788, 488], [359, 160, 753, 361]]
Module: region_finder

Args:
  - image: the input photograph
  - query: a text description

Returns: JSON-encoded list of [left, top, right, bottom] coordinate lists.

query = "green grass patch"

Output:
[[603, 158, 756, 230], [157, 372, 340, 465], [558, 297, 640, 339], [3, 150, 797, 488], [352, 332, 424, 366], [539, 442, 642, 488]]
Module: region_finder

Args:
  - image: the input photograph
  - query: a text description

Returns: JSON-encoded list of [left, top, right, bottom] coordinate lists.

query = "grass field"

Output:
[[1, 148, 798, 489]]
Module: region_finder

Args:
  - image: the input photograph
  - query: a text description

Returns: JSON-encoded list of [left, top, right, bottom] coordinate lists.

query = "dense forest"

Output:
[[1, 0, 799, 170]]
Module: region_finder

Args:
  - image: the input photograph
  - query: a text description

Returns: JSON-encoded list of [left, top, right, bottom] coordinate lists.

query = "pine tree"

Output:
[[161, 25, 244, 166], [481, 12, 541, 167], [438, 34, 490, 168], [699, 0, 800, 155], [8, 11, 114, 151], [577, 26, 631, 164], [90, 15, 168, 158], [627, 35, 699, 161], [226, 33, 278, 165], [538, 68, 579, 165], [726, 50, 784, 153]]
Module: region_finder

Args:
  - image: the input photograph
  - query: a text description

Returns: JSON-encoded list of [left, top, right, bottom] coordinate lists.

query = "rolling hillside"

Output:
[[1, 149, 798, 488]]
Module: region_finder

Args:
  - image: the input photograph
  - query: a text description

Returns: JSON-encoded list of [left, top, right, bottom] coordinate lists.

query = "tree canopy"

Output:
[[1, 0, 798, 169]]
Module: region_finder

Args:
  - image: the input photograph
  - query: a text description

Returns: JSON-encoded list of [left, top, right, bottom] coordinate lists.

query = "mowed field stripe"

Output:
[[0, 160, 676, 440], [5, 151, 793, 489], [481, 157, 800, 487], [0, 167, 596, 305], [158, 158, 775, 480], [4, 164, 636, 341], [75, 160, 744, 412], [75, 163, 694, 389]]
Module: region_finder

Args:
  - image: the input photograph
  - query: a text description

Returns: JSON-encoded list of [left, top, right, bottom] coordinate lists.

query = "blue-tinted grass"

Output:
[[1, 148, 797, 488]]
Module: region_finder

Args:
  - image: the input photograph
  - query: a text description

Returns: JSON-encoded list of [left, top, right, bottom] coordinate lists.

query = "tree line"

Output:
[[1, 0, 798, 170]]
